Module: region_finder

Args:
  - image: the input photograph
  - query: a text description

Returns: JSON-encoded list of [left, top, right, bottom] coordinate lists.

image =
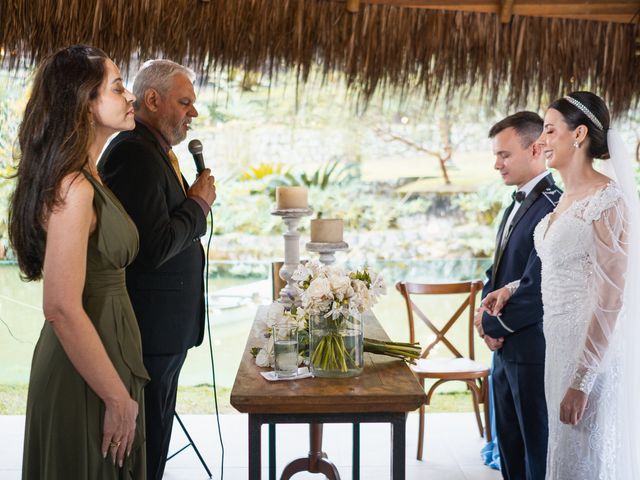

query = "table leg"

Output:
[[249, 415, 262, 480], [281, 423, 341, 480], [269, 423, 276, 480], [390, 414, 406, 480], [352, 422, 360, 480]]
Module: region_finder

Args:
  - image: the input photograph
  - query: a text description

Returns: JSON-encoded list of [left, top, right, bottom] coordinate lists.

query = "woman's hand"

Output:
[[482, 286, 512, 316], [560, 388, 588, 425], [101, 394, 139, 467]]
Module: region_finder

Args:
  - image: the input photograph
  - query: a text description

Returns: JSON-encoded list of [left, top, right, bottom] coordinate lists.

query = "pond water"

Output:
[[0, 259, 493, 389]]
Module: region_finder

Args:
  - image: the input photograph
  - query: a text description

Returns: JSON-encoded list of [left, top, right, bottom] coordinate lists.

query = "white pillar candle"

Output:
[[310, 219, 344, 243], [276, 186, 308, 209]]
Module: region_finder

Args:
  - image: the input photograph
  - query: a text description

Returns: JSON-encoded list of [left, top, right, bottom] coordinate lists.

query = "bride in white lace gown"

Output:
[[483, 91, 640, 479], [535, 92, 636, 480], [535, 181, 625, 479]]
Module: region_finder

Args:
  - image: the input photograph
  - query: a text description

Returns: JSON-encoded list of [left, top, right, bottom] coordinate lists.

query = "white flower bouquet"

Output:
[[292, 261, 385, 319], [292, 262, 380, 376], [252, 262, 420, 376]]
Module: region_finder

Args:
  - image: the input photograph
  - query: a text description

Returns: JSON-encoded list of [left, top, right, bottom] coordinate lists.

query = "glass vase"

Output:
[[309, 312, 363, 378]]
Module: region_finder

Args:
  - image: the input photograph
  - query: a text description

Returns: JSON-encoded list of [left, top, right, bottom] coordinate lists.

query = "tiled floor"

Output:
[[0, 412, 501, 479]]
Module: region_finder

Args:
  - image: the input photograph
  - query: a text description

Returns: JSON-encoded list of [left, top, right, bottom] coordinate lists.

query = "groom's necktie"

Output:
[[512, 190, 526, 203]]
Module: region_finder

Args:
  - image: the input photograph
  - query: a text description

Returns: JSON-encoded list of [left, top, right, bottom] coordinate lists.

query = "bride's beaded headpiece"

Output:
[[564, 95, 604, 130]]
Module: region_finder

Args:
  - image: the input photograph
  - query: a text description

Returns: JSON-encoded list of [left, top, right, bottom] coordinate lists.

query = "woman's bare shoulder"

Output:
[[57, 171, 94, 204]]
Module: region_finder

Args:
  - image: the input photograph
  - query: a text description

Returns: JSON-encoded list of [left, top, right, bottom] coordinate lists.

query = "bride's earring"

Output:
[[573, 140, 580, 148]]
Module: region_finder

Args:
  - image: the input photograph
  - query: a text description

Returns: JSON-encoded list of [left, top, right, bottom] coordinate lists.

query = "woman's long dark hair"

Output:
[[8, 45, 108, 281]]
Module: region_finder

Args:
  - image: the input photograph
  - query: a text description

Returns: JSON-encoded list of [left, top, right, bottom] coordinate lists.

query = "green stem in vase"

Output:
[[324, 336, 333, 369], [312, 332, 352, 373]]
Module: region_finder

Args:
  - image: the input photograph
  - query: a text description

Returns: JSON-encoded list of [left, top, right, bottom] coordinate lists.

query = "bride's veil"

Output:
[[601, 129, 640, 477]]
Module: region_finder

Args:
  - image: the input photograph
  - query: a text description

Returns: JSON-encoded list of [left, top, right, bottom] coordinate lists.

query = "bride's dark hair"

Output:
[[8, 45, 108, 281], [549, 91, 610, 160]]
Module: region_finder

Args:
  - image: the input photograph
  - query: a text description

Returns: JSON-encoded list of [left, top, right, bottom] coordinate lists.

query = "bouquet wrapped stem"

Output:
[[309, 333, 422, 374], [363, 338, 422, 364], [253, 262, 421, 375]]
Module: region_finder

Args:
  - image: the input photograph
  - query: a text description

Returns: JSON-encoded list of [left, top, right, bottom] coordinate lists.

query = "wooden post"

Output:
[[500, 0, 514, 23], [346, 0, 360, 13]]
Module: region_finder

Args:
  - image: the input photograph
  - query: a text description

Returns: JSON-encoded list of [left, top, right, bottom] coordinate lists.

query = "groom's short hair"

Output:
[[488, 111, 543, 148]]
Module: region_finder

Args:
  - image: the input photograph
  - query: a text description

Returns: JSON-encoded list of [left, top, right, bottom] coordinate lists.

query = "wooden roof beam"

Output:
[[362, 1, 640, 24], [500, 0, 514, 23], [346, 0, 361, 12]]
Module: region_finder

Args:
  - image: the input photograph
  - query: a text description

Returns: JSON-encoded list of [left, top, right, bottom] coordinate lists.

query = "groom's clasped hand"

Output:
[[473, 294, 505, 351], [480, 287, 511, 316]]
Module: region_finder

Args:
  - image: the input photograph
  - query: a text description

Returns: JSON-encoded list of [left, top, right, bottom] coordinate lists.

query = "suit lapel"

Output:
[[492, 202, 514, 281], [492, 173, 555, 286], [502, 173, 554, 246]]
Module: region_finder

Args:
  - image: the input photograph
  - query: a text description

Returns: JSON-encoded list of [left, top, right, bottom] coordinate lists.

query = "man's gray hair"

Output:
[[133, 59, 196, 109]]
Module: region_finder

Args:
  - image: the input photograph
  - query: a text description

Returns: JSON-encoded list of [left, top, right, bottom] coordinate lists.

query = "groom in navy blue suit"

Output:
[[475, 112, 561, 480]]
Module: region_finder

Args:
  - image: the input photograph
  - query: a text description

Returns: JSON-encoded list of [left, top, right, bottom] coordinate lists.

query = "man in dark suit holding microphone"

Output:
[[475, 112, 561, 480], [99, 59, 216, 480]]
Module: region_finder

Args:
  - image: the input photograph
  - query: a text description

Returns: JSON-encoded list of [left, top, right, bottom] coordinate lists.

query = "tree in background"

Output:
[[0, 77, 27, 259]]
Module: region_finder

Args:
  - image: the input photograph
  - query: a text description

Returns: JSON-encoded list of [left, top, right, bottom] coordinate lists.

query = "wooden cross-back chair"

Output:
[[395, 280, 491, 461], [271, 261, 287, 301]]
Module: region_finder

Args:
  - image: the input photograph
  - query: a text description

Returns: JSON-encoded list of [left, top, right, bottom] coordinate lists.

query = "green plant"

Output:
[[309, 183, 431, 231], [276, 160, 361, 190], [454, 180, 511, 228], [0, 79, 25, 259], [211, 178, 433, 238], [240, 163, 288, 181]]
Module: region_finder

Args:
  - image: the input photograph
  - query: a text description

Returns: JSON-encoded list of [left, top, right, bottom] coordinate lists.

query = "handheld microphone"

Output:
[[188, 139, 206, 174]]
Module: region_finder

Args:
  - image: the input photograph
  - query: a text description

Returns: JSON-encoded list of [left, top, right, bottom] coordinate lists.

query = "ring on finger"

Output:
[[109, 440, 122, 449]]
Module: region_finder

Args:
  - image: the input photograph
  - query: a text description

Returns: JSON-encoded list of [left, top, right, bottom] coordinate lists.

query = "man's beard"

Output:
[[159, 119, 187, 146]]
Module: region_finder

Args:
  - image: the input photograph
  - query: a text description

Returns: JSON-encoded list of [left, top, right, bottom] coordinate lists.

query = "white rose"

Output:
[[328, 302, 350, 320], [328, 273, 352, 301], [306, 277, 332, 301], [326, 265, 346, 277], [255, 336, 275, 367], [266, 302, 285, 327], [352, 280, 372, 311], [254, 305, 275, 339], [292, 264, 312, 282], [307, 261, 324, 277], [255, 348, 270, 367], [293, 307, 307, 328]]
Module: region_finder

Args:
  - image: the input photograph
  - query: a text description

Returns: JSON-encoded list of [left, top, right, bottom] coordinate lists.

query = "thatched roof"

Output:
[[1, 0, 639, 115]]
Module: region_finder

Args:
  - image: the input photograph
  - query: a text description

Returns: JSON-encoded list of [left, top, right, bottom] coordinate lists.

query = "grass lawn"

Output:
[[0, 384, 478, 415], [362, 151, 496, 193]]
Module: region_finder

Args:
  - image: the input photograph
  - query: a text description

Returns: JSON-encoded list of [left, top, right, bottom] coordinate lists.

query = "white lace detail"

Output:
[[534, 182, 628, 479], [504, 279, 520, 296]]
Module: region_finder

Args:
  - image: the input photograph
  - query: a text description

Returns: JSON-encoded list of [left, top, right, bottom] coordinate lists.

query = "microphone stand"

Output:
[[167, 169, 218, 478]]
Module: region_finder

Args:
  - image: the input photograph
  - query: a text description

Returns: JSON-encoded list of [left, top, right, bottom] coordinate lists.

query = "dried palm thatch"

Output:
[[0, 0, 639, 115]]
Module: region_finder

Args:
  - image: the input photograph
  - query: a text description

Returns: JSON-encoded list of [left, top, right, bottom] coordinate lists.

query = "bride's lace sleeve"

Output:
[[571, 197, 629, 394]]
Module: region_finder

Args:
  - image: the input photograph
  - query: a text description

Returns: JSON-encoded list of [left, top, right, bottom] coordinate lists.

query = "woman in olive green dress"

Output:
[[9, 45, 149, 479]]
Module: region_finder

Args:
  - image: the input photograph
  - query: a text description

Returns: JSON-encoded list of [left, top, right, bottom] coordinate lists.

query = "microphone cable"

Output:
[[204, 207, 225, 479]]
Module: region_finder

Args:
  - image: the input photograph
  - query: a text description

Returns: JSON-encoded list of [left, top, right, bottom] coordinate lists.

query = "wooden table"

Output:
[[230, 311, 427, 479]]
